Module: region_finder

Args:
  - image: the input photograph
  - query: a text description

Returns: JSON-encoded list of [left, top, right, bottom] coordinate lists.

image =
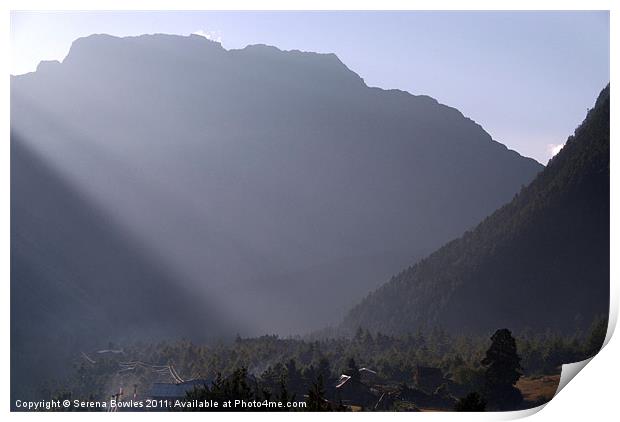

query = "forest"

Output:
[[343, 85, 610, 336], [42, 316, 607, 412]]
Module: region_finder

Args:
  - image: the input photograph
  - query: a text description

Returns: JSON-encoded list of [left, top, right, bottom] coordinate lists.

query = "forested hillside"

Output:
[[343, 85, 610, 335]]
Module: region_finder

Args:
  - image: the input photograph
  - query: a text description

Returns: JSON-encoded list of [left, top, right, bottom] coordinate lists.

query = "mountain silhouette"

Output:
[[11, 33, 541, 341], [342, 85, 610, 335]]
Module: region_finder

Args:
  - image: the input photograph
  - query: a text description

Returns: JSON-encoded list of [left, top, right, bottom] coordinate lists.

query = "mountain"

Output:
[[11, 33, 541, 342], [342, 85, 610, 335]]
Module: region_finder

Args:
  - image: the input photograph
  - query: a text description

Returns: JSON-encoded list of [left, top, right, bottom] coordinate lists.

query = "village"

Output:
[[80, 352, 558, 412]]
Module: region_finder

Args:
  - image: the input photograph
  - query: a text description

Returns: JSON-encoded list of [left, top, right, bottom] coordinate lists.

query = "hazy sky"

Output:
[[11, 11, 609, 163]]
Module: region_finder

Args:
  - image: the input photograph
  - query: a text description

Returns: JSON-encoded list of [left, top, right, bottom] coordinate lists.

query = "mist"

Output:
[[11, 33, 543, 398]]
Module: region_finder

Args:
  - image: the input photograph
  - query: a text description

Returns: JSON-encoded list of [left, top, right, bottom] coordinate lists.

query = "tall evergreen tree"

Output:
[[306, 375, 329, 411], [481, 329, 523, 410], [345, 357, 360, 383]]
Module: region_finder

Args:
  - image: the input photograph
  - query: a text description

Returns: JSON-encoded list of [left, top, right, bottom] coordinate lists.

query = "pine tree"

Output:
[[345, 357, 360, 383], [481, 329, 523, 410], [306, 375, 328, 411]]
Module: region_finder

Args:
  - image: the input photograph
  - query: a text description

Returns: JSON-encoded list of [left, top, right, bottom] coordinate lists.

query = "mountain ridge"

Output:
[[12, 33, 542, 336], [342, 84, 610, 336], [23, 33, 540, 167]]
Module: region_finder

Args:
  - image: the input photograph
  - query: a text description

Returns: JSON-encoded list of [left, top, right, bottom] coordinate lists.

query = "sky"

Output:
[[10, 11, 609, 164]]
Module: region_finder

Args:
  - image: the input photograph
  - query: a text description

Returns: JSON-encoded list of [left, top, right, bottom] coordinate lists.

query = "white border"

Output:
[[2, 1, 617, 420]]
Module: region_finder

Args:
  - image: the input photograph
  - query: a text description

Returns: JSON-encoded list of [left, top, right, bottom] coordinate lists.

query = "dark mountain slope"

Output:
[[342, 85, 610, 335], [11, 33, 542, 336], [11, 135, 238, 400]]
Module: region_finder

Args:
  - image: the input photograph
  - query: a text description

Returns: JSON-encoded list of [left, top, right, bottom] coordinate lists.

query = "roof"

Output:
[[335, 374, 351, 389], [148, 379, 210, 399]]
